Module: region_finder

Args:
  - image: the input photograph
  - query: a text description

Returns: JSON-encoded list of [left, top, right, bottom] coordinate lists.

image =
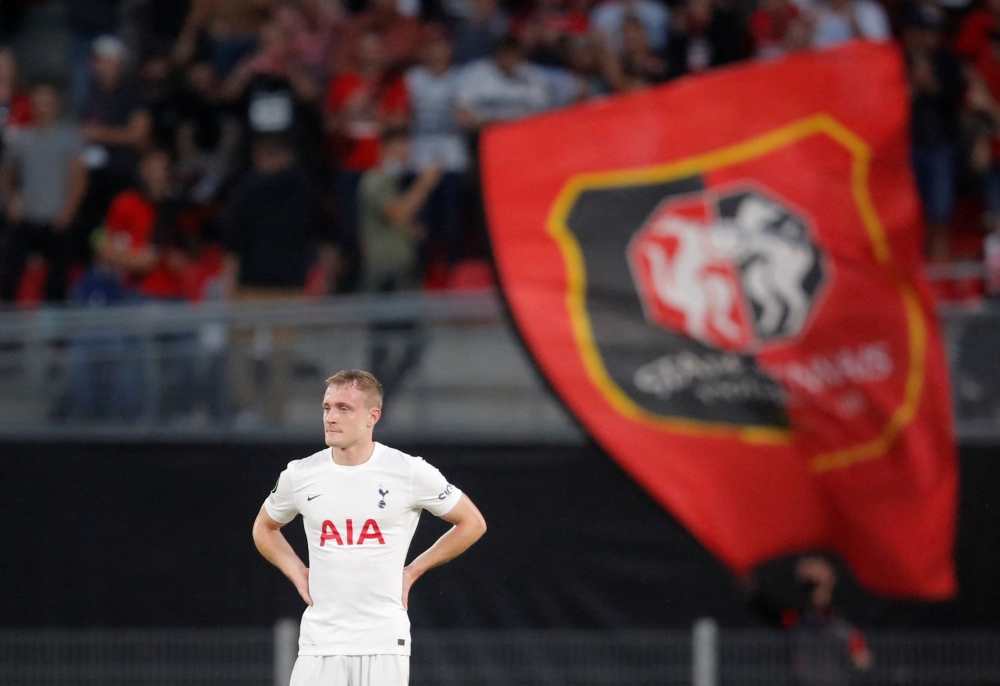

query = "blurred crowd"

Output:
[[0, 0, 999, 307]]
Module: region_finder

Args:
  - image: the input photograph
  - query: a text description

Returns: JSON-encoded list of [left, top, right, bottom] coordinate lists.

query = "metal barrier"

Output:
[[0, 628, 272, 686], [412, 630, 692, 685], [940, 303, 1000, 444], [2, 626, 999, 686], [0, 292, 580, 445], [0, 292, 997, 444]]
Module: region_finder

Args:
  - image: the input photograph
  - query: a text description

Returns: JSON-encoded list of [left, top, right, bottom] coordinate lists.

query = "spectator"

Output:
[[358, 127, 441, 402], [0, 82, 87, 303], [221, 134, 335, 422], [590, 0, 670, 54], [666, 0, 747, 78], [75, 35, 152, 264], [66, 149, 189, 423], [333, 0, 424, 72], [513, 0, 590, 67], [89, 148, 196, 301], [173, 0, 275, 79], [749, 0, 808, 59], [450, 0, 511, 65], [789, 557, 873, 685], [358, 126, 441, 291], [222, 20, 323, 171], [810, 0, 891, 48], [564, 33, 616, 98], [0, 45, 34, 225], [516, 17, 567, 67], [139, 50, 186, 153], [138, 52, 232, 202], [325, 30, 409, 275], [174, 61, 235, 201], [968, 31, 1000, 228], [454, 36, 551, 131], [64, 0, 120, 112], [903, 2, 964, 258], [954, 0, 1000, 61], [617, 15, 667, 88], [405, 27, 470, 265], [272, 0, 341, 81], [518, 0, 591, 37], [221, 134, 335, 298], [741, 557, 872, 686]]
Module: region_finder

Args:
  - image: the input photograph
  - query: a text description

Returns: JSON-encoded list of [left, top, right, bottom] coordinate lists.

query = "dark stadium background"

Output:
[[2, 441, 997, 629]]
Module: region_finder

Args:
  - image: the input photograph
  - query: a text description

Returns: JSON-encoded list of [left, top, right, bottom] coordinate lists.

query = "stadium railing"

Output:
[[0, 291, 996, 444], [1, 623, 999, 685]]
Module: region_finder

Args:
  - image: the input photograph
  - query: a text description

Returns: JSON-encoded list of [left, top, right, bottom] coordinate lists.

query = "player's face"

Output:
[[322, 383, 380, 449]]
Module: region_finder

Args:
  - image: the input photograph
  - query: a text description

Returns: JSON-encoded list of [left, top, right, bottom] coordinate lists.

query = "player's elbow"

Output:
[[251, 514, 271, 548], [469, 510, 487, 540]]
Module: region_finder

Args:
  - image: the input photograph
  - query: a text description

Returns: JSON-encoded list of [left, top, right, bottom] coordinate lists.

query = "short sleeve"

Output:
[[264, 467, 299, 524], [411, 458, 462, 517]]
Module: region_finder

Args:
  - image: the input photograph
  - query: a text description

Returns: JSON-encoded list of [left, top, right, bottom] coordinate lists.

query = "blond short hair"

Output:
[[325, 370, 384, 409]]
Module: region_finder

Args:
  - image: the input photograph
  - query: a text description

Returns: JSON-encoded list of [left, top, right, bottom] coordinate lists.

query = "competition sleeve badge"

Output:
[[482, 42, 958, 599]]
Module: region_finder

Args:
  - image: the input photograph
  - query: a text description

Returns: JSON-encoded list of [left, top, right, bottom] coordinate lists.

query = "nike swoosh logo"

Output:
[[307, 494, 322, 501]]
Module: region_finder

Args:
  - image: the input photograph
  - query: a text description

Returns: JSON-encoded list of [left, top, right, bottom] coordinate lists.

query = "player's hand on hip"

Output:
[[291, 566, 313, 606], [401, 566, 420, 610]]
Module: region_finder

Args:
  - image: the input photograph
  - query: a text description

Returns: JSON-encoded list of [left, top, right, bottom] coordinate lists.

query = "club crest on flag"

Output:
[[627, 187, 826, 352]]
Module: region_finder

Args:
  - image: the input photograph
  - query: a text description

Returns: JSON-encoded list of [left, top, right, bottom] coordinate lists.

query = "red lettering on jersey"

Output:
[[346, 518, 354, 545], [357, 519, 385, 545], [320, 520, 343, 546]]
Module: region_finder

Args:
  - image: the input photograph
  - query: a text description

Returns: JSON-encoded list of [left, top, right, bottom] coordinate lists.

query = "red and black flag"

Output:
[[482, 42, 958, 598]]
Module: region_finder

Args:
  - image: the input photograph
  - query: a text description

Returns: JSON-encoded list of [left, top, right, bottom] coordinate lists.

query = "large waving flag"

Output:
[[482, 42, 957, 598]]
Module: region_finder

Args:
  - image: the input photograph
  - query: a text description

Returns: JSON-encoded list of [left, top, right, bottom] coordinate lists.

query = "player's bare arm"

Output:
[[401, 493, 486, 609], [252, 505, 313, 606]]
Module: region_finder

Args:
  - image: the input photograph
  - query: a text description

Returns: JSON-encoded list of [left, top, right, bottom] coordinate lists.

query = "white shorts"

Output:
[[289, 655, 409, 686]]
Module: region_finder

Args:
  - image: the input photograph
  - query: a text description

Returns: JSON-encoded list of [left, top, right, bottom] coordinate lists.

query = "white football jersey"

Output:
[[263, 442, 462, 656]]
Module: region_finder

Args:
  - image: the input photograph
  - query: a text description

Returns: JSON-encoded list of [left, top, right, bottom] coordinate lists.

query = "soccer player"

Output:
[[252, 369, 486, 686]]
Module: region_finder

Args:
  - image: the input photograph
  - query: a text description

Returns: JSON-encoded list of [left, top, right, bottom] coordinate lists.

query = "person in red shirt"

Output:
[[93, 148, 193, 300], [954, 0, 1000, 61], [325, 30, 408, 287], [69, 149, 202, 421]]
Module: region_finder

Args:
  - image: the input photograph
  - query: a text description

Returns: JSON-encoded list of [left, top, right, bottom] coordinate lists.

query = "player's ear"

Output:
[[369, 407, 382, 427]]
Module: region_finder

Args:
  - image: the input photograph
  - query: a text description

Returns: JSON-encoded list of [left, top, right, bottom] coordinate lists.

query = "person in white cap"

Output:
[[74, 35, 152, 265]]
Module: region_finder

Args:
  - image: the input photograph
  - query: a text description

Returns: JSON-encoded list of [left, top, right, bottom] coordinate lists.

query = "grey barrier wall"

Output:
[[2, 626, 999, 686], [0, 293, 579, 444], [0, 292, 996, 445]]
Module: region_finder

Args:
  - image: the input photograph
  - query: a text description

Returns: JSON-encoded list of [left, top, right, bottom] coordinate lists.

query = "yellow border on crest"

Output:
[[544, 114, 927, 472]]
